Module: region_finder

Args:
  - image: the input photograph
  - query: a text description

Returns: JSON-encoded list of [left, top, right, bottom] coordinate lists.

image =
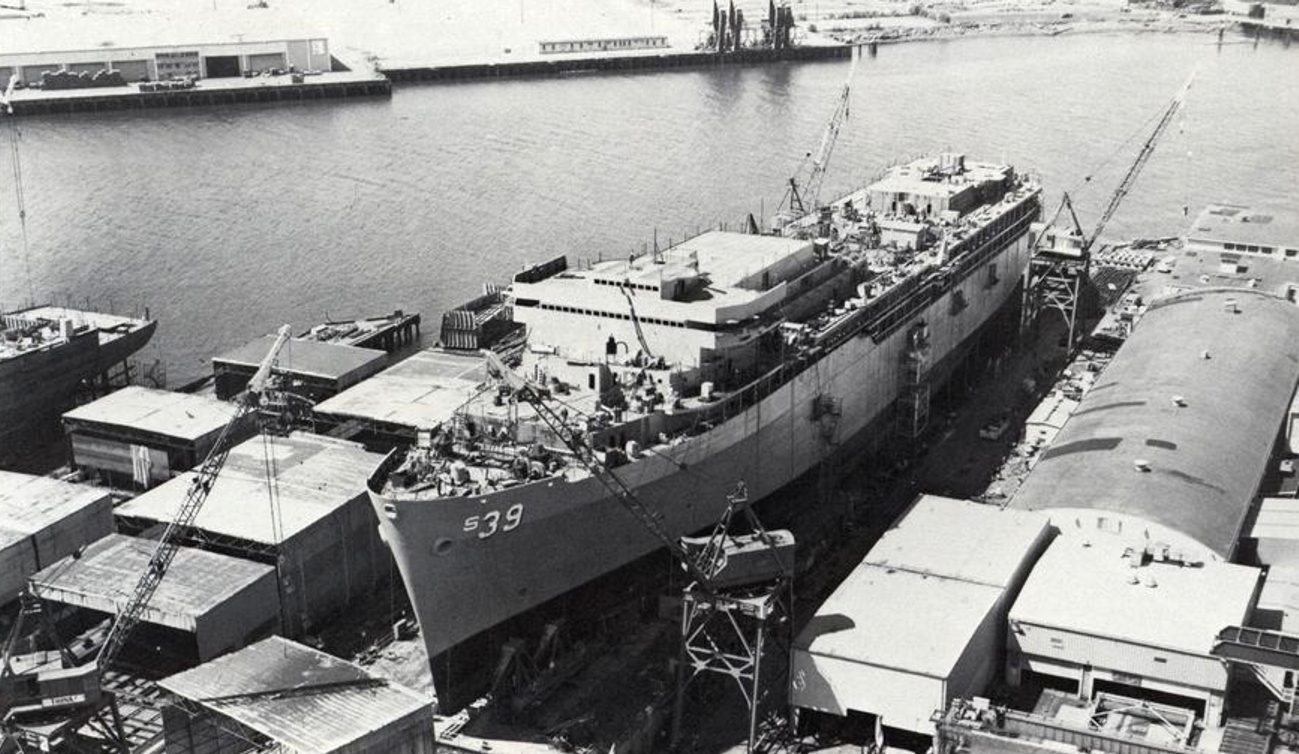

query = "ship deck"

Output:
[[1, 305, 153, 362]]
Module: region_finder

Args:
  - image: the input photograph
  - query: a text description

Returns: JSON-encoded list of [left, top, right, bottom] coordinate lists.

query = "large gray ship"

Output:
[[366, 154, 1042, 705]]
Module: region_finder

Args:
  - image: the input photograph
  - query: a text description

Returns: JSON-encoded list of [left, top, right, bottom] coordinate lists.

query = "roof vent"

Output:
[[1201, 350, 1211, 360], [1224, 299, 1239, 313], [1128, 572, 1141, 585], [1134, 459, 1152, 473], [1143, 573, 1158, 589], [1171, 395, 1187, 407]]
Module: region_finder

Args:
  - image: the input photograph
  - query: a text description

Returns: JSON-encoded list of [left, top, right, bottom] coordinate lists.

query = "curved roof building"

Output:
[[1011, 288, 1299, 562]]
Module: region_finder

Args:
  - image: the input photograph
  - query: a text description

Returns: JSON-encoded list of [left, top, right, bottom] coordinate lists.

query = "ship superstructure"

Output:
[[366, 154, 1042, 703]]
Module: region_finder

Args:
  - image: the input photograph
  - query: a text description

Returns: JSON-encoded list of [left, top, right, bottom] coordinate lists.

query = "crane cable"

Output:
[[5, 115, 35, 305]]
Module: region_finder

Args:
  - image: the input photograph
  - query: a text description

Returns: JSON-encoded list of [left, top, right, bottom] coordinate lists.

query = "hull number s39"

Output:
[[464, 504, 524, 538]]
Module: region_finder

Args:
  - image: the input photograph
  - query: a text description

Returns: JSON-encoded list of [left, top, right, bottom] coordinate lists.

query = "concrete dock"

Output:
[[4, 70, 390, 117]]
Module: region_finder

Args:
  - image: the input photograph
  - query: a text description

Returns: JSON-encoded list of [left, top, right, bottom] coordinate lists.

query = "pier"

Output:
[[4, 70, 391, 117], [381, 44, 853, 83]]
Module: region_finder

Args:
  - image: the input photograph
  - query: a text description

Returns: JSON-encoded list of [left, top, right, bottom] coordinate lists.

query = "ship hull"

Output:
[[0, 319, 156, 459], [369, 223, 1036, 704]]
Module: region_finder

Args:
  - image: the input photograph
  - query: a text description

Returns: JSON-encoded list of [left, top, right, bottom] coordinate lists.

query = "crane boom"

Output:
[[95, 325, 292, 671], [1087, 70, 1195, 250], [787, 56, 856, 216], [481, 351, 718, 593]]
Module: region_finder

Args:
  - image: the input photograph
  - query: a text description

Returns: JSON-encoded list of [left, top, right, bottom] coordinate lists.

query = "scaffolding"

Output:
[[898, 320, 931, 440]]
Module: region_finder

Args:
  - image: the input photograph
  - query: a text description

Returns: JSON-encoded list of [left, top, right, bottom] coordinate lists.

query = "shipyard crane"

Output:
[[781, 55, 857, 219], [481, 350, 793, 753], [1069, 69, 1196, 254], [1023, 70, 1194, 348], [0, 325, 293, 750]]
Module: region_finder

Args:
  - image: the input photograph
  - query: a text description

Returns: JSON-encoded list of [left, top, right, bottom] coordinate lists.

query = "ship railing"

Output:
[[816, 196, 1041, 351]]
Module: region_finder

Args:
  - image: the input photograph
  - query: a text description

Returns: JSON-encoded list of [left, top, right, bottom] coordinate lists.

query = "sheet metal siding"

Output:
[[335, 710, 435, 754], [1010, 623, 1228, 691], [162, 705, 258, 754], [4, 491, 113, 604], [196, 567, 282, 661], [0, 533, 37, 606], [282, 492, 389, 636], [946, 599, 1003, 710], [791, 650, 946, 734]]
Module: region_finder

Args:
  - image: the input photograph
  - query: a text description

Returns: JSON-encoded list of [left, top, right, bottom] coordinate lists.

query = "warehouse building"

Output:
[[1007, 536, 1261, 724], [158, 636, 434, 754], [791, 496, 1051, 742], [313, 348, 487, 447], [0, 38, 331, 86], [213, 334, 389, 402], [62, 386, 243, 489], [30, 533, 280, 663], [0, 471, 113, 606], [1007, 287, 1299, 723], [1184, 203, 1299, 261], [115, 432, 389, 637]]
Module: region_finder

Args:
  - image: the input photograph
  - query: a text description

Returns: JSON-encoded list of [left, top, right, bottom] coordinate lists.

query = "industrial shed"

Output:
[[791, 496, 1050, 738], [30, 533, 279, 663], [1011, 289, 1299, 563], [159, 636, 434, 754], [313, 348, 487, 447], [114, 432, 389, 637], [0, 471, 113, 606], [1007, 536, 1261, 725], [62, 386, 242, 489], [212, 335, 389, 402], [1003, 288, 1299, 725]]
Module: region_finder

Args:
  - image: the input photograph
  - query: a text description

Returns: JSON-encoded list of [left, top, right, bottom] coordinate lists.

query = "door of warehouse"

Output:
[[203, 55, 241, 78], [246, 52, 286, 73]]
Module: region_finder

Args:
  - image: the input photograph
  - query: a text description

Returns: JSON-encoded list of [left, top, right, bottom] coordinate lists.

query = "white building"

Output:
[[791, 496, 1051, 739]]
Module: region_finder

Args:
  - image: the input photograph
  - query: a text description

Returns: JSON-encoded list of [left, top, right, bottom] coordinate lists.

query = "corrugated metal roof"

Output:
[[1009, 536, 1260, 654], [864, 495, 1049, 589], [0, 470, 112, 534], [215, 335, 386, 383], [30, 533, 275, 630], [62, 386, 235, 442], [313, 348, 486, 429], [795, 564, 1002, 678], [160, 636, 432, 753], [114, 433, 380, 545], [1010, 289, 1299, 560]]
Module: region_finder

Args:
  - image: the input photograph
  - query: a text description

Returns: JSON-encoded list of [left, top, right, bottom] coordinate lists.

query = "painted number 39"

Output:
[[464, 504, 524, 539]]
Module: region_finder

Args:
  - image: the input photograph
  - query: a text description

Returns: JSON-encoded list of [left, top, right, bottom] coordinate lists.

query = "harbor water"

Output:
[[0, 32, 1296, 385]]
